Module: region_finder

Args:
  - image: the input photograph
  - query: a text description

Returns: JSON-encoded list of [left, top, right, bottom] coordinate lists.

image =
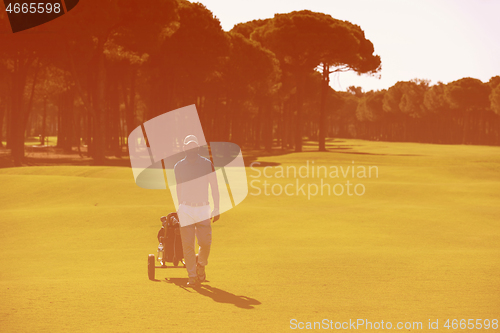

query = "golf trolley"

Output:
[[148, 212, 185, 280]]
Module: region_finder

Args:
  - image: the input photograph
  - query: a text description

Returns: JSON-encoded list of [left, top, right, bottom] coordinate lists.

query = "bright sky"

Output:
[[197, 0, 500, 92]]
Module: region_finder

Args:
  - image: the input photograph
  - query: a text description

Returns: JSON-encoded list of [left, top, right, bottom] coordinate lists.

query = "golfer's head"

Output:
[[183, 135, 199, 160]]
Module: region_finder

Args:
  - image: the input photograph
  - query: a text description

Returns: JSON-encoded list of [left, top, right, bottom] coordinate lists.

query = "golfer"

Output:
[[174, 135, 220, 287]]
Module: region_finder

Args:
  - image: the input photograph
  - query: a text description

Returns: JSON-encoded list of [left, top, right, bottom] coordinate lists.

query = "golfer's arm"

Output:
[[176, 185, 182, 206], [175, 168, 182, 208], [209, 172, 219, 213]]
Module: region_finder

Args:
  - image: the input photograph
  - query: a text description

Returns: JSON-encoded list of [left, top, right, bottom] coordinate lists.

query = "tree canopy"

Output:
[[1, 1, 499, 166]]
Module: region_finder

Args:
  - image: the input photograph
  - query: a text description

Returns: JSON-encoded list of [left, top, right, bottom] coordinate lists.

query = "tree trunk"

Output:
[[254, 104, 262, 149], [56, 90, 74, 152], [281, 100, 290, 149], [264, 99, 273, 152], [318, 63, 329, 151], [23, 62, 40, 141], [40, 96, 47, 145], [0, 101, 5, 148], [10, 55, 34, 165], [109, 80, 121, 157], [295, 72, 305, 152], [462, 110, 469, 144], [124, 69, 136, 147], [92, 38, 107, 162], [6, 94, 12, 149]]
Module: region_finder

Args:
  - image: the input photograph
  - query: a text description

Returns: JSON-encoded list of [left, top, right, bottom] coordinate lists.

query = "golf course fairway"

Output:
[[1, 139, 499, 332]]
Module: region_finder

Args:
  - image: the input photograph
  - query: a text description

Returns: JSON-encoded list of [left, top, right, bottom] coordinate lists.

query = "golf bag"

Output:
[[157, 212, 184, 266]]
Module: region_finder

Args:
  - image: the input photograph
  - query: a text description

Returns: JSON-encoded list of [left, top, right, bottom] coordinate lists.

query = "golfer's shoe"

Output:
[[196, 263, 206, 282], [187, 277, 199, 287]]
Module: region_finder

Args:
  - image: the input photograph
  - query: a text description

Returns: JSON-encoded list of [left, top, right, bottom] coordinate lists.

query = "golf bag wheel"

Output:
[[148, 254, 155, 280]]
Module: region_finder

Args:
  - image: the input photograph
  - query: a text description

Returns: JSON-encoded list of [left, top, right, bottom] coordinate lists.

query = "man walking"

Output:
[[174, 135, 220, 287]]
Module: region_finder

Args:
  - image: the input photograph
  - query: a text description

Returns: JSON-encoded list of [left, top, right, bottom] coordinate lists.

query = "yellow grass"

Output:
[[1, 139, 499, 332]]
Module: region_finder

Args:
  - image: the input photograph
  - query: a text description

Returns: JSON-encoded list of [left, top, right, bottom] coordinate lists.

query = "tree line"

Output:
[[324, 76, 500, 146], [0, 0, 498, 166]]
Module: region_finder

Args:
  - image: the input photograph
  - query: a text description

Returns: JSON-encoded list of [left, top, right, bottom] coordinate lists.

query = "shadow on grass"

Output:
[[329, 150, 421, 156], [0, 138, 421, 168], [165, 277, 261, 309]]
